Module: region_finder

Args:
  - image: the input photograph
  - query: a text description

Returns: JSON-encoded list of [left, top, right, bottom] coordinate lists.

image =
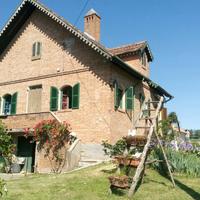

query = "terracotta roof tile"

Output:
[[108, 41, 146, 56]]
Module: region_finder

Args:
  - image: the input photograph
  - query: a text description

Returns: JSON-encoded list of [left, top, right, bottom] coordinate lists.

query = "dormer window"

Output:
[[141, 52, 147, 67], [32, 42, 42, 60]]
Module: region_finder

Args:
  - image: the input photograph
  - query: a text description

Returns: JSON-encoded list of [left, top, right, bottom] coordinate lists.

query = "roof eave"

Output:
[[112, 56, 173, 99], [0, 0, 172, 100]]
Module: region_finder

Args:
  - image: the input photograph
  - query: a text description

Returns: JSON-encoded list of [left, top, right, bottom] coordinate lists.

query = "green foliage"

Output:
[[0, 121, 15, 171], [24, 120, 71, 173], [0, 178, 7, 197], [190, 130, 200, 139], [151, 148, 200, 177], [0, 156, 6, 173], [168, 112, 179, 124], [102, 139, 127, 157]]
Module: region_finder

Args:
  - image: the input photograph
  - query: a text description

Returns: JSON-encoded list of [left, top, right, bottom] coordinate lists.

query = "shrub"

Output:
[[0, 178, 7, 197], [0, 121, 16, 172], [0, 157, 6, 173], [102, 139, 127, 157]]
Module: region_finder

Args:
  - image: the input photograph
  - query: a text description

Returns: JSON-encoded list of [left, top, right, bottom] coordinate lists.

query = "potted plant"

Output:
[[114, 155, 141, 167], [108, 175, 129, 189]]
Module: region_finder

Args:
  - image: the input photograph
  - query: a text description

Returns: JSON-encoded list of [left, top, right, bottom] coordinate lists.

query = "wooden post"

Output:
[[128, 97, 164, 198], [154, 130, 176, 187]]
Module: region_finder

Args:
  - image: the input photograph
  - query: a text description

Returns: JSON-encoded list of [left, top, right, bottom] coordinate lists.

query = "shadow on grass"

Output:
[[110, 187, 127, 196], [101, 168, 118, 174], [157, 169, 200, 200], [143, 177, 168, 187], [174, 179, 200, 200]]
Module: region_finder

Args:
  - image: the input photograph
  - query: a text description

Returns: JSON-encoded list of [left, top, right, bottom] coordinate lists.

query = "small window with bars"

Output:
[[32, 42, 42, 60]]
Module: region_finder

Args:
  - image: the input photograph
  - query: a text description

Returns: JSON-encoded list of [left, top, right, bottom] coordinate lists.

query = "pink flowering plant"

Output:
[[24, 119, 71, 173]]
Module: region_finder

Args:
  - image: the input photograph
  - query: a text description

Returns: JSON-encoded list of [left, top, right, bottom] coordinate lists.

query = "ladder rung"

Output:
[[145, 101, 159, 104], [135, 126, 151, 129], [142, 109, 155, 112], [140, 117, 156, 120]]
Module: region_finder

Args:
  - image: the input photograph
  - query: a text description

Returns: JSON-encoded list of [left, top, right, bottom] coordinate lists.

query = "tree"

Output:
[[0, 121, 15, 172], [168, 112, 181, 136]]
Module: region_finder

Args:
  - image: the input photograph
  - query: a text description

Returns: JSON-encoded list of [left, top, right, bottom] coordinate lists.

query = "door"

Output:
[[17, 136, 36, 173], [28, 85, 42, 113]]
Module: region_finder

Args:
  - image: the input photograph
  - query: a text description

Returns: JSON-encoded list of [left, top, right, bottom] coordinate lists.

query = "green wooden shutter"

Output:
[[125, 86, 134, 110], [118, 89, 123, 109], [11, 92, 18, 115], [72, 83, 80, 109], [114, 81, 119, 109], [50, 87, 58, 111]]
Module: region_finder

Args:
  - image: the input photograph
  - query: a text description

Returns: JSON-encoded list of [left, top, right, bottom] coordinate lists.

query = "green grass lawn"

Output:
[[191, 139, 200, 146], [3, 163, 200, 200]]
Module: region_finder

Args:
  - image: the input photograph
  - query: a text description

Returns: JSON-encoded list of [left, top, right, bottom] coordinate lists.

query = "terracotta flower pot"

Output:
[[129, 158, 140, 167], [114, 156, 141, 167], [108, 175, 129, 189], [125, 135, 147, 146]]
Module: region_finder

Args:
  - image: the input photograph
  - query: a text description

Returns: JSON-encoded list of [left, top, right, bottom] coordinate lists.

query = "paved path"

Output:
[[0, 173, 26, 180]]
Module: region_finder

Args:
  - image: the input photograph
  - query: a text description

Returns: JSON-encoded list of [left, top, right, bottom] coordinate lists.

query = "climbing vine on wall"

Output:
[[24, 120, 71, 173]]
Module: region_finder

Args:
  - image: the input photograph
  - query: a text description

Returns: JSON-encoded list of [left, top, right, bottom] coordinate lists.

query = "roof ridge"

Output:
[[108, 41, 147, 50], [0, 0, 111, 59], [0, 0, 171, 98]]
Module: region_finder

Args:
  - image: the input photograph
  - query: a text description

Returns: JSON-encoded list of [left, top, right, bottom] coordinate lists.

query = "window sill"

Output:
[[32, 56, 41, 61], [56, 109, 73, 113]]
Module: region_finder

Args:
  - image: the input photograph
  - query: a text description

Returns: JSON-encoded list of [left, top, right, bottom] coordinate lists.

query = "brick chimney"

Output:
[[84, 9, 101, 42]]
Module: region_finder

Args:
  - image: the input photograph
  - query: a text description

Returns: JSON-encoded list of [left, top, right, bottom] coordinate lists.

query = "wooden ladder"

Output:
[[128, 96, 175, 198]]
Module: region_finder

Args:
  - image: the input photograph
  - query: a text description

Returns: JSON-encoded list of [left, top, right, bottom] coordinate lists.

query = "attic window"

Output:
[[141, 52, 147, 67], [32, 42, 42, 60]]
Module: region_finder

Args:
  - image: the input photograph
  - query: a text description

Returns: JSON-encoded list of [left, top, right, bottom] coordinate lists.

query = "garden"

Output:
[[101, 112, 200, 197], [0, 119, 73, 198], [0, 112, 200, 199]]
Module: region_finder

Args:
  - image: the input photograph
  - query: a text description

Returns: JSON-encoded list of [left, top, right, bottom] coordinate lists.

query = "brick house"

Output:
[[0, 0, 172, 172]]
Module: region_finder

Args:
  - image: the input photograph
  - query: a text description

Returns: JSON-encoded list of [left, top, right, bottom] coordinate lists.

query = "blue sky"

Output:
[[0, 0, 200, 129]]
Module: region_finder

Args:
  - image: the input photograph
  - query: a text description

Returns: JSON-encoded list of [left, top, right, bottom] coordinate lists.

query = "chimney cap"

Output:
[[85, 8, 100, 18]]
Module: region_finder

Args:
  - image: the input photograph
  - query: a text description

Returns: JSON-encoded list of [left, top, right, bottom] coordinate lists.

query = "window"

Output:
[[3, 94, 11, 115], [28, 85, 42, 113], [139, 94, 145, 108], [2, 92, 18, 115], [141, 52, 147, 67], [61, 86, 72, 109], [32, 42, 42, 59], [50, 83, 80, 111], [125, 86, 134, 110], [114, 81, 123, 110]]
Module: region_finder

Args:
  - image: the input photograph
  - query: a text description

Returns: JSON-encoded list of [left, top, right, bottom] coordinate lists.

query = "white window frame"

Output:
[[32, 42, 42, 60]]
